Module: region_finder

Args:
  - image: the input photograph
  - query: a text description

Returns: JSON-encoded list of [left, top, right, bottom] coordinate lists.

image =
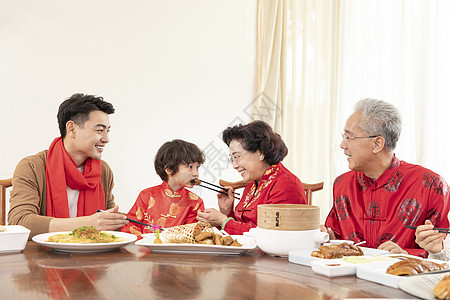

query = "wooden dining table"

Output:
[[0, 241, 418, 300]]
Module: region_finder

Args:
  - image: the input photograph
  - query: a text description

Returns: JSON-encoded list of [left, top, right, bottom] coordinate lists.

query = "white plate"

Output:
[[136, 234, 256, 255], [288, 246, 389, 267], [398, 272, 450, 300], [32, 231, 137, 253], [356, 255, 449, 289]]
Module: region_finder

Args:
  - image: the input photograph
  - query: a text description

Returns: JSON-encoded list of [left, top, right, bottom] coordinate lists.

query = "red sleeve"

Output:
[[184, 199, 205, 224], [224, 216, 256, 235], [120, 191, 147, 235]]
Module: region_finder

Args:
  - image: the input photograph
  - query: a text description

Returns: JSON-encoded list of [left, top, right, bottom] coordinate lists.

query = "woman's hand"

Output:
[[197, 208, 227, 227], [217, 186, 235, 215], [415, 220, 445, 254]]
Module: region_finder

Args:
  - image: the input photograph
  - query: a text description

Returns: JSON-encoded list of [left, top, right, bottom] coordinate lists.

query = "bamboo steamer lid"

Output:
[[257, 204, 319, 231]]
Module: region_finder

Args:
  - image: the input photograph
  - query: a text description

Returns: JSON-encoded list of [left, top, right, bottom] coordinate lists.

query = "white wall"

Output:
[[0, 0, 257, 218]]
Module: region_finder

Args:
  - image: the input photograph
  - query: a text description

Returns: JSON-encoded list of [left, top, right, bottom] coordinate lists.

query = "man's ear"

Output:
[[372, 136, 385, 154], [66, 120, 77, 138]]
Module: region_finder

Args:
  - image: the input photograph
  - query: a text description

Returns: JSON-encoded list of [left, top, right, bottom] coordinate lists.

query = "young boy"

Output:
[[121, 139, 205, 236]]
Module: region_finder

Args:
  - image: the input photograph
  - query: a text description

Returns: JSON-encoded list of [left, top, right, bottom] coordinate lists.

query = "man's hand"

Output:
[[377, 241, 408, 254], [320, 225, 336, 240], [91, 205, 128, 231], [49, 205, 128, 232], [415, 220, 445, 254]]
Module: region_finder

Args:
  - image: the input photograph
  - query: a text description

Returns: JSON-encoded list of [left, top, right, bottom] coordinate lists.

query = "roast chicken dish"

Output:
[[386, 257, 446, 276], [311, 242, 363, 259]]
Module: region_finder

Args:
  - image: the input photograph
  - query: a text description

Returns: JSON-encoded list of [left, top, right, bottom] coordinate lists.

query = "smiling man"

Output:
[[8, 94, 128, 238], [322, 98, 450, 257]]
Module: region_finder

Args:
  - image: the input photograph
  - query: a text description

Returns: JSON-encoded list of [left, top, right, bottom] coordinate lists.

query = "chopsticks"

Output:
[[199, 179, 240, 196], [96, 209, 163, 230], [192, 179, 240, 199], [405, 225, 450, 234]]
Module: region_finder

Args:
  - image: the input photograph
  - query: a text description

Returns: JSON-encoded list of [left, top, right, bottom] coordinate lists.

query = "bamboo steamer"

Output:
[[257, 204, 319, 231]]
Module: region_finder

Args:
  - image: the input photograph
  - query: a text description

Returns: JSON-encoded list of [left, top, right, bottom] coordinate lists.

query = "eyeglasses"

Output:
[[228, 152, 246, 164], [341, 133, 378, 142]]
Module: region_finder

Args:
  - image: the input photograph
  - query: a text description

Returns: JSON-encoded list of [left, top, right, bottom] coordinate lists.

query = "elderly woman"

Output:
[[197, 120, 307, 234]]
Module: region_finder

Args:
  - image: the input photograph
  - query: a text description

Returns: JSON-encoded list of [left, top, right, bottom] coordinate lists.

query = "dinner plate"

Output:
[[136, 234, 256, 255], [398, 272, 450, 300], [32, 231, 137, 253], [288, 246, 389, 267], [356, 255, 449, 289]]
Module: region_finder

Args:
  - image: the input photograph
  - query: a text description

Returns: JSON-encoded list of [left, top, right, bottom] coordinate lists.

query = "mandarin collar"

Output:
[[358, 155, 400, 189]]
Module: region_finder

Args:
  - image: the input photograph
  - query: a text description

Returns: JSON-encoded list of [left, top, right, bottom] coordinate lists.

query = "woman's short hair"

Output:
[[154, 139, 205, 181], [355, 98, 402, 151], [222, 120, 288, 165]]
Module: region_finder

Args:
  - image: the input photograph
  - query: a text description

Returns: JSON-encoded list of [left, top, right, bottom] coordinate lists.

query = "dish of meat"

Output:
[[356, 255, 449, 288], [311, 242, 364, 259], [288, 246, 389, 267], [386, 257, 446, 276]]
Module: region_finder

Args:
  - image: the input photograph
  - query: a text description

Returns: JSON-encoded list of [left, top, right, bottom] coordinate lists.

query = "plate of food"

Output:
[[288, 242, 390, 267], [356, 255, 449, 288], [32, 226, 137, 253], [136, 222, 256, 255]]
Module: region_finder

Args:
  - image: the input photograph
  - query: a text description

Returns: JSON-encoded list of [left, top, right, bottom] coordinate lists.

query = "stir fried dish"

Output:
[[47, 226, 125, 243]]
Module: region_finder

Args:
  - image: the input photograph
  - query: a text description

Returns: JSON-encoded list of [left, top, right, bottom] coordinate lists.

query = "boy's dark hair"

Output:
[[222, 120, 288, 165], [57, 93, 115, 138], [154, 139, 206, 181]]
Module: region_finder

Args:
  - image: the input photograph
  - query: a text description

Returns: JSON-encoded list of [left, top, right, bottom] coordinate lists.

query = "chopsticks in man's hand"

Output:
[[96, 209, 162, 229], [405, 225, 450, 234], [191, 179, 240, 199]]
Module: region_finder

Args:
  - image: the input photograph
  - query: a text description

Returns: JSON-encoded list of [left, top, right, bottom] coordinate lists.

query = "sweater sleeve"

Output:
[[8, 157, 53, 239], [100, 160, 116, 210]]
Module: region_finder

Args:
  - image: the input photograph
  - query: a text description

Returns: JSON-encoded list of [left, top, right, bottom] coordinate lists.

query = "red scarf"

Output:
[[46, 137, 105, 217]]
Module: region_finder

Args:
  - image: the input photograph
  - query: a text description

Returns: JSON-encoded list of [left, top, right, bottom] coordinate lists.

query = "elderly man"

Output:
[[8, 93, 128, 238], [322, 98, 449, 256]]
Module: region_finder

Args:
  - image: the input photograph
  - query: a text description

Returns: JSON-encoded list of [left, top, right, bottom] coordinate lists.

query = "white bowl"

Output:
[[244, 227, 329, 257], [0, 225, 31, 253]]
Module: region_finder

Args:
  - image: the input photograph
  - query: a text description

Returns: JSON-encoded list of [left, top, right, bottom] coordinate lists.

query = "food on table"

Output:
[[47, 226, 125, 243], [0, 226, 6, 232], [434, 274, 450, 300], [311, 242, 363, 259], [162, 222, 242, 246], [342, 255, 395, 264], [386, 257, 446, 276]]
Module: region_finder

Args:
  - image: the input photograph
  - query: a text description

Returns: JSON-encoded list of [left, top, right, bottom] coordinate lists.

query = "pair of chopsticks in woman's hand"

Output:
[[96, 209, 163, 230], [405, 225, 450, 234], [191, 179, 240, 199]]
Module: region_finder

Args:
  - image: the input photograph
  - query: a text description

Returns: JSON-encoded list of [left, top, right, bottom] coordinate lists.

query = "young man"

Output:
[[8, 93, 128, 238], [322, 98, 449, 257]]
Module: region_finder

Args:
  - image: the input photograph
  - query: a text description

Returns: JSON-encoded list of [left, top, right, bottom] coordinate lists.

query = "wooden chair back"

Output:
[[0, 178, 12, 225], [219, 179, 324, 205]]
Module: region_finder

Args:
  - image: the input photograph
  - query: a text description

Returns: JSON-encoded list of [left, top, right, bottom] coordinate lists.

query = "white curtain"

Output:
[[256, 0, 450, 221]]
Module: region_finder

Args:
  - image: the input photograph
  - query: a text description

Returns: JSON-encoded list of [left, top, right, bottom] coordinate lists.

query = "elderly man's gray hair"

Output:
[[354, 98, 402, 151]]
